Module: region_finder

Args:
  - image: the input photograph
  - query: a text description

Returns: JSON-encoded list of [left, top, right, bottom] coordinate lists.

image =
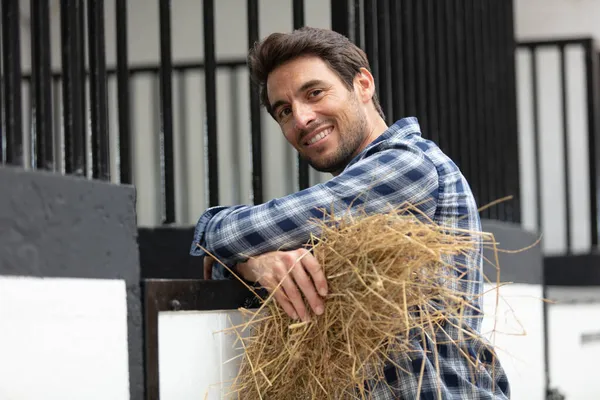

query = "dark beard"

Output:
[[307, 112, 368, 174]]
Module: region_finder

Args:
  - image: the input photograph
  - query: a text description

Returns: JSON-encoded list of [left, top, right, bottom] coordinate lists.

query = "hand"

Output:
[[203, 256, 215, 280], [236, 249, 328, 321]]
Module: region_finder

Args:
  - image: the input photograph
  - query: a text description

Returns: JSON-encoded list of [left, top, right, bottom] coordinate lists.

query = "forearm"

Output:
[[191, 148, 439, 270]]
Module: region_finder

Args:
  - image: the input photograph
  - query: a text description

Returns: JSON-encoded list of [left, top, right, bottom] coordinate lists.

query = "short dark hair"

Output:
[[247, 26, 384, 120]]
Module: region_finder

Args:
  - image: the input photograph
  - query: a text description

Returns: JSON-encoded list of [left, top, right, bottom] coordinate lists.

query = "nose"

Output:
[[293, 103, 316, 131]]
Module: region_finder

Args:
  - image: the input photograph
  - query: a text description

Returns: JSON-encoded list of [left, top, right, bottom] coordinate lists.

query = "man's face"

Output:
[[266, 56, 369, 174]]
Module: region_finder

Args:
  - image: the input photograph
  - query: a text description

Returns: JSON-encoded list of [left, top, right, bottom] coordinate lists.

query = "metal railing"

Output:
[[1, 0, 522, 227], [516, 38, 600, 255]]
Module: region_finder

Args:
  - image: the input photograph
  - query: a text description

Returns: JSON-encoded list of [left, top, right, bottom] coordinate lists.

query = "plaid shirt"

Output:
[[190, 117, 510, 399]]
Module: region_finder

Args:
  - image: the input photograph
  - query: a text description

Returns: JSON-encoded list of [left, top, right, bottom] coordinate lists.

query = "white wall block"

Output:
[[481, 283, 545, 400], [158, 310, 247, 400], [0, 276, 130, 400], [548, 303, 600, 400]]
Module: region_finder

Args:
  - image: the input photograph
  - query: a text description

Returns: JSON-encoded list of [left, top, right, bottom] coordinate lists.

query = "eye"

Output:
[[278, 106, 292, 120], [309, 89, 323, 98]]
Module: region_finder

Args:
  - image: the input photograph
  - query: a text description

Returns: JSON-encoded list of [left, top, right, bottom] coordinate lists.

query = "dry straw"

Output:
[[209, 201, 525, 399]]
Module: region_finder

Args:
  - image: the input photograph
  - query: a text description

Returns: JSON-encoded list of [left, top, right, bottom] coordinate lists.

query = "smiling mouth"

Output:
[[304, 127, 333, 147]]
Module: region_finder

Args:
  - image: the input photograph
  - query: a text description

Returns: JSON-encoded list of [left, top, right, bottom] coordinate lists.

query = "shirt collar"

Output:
[[344, 117, 422, 169]]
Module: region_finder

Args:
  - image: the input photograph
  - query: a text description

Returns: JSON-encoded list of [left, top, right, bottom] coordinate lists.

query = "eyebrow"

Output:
[[270, 79, 326, 115]]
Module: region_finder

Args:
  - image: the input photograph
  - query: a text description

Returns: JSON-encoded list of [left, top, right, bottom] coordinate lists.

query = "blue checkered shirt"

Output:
[[190, 117, 510, 399]]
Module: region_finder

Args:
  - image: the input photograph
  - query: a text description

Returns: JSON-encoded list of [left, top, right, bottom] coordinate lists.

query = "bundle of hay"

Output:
[[224, 206, 493, 399]]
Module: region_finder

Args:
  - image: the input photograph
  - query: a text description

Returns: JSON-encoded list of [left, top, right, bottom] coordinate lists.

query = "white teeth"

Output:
[[307, 128, 332, 145]]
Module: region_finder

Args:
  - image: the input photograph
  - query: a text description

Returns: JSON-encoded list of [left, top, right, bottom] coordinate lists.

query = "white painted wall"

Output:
[[0, 276, 130, 400], [158, 309, 247, 399], [158, 284, 546, 400], [515, 0, 600, 41], [547, 303, 600, 400]]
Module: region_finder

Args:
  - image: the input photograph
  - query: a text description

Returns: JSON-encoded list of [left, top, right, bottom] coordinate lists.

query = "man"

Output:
[[190, 27, 509, 399]]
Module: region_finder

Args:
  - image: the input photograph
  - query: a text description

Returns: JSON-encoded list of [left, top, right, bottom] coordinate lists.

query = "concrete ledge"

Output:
[[0, 166, 144, 400], [481, 219, 543, 285]]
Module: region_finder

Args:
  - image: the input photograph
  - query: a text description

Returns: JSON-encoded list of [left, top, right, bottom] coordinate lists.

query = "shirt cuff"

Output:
[[189, 206, 230, 257], [189, 205, 241, 280]]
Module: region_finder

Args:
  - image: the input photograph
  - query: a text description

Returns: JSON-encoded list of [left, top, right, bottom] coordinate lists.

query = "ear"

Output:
[[353, 67, 376, 105]]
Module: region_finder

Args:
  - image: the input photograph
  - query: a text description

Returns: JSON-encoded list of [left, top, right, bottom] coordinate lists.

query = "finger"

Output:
[[203, 256, 215, 280], [261, 276, 299, 320], [298, 250, 328, 296], [272, 288, 299, 320], [292, 260, 325, 316], [278, 270, 309, 321]]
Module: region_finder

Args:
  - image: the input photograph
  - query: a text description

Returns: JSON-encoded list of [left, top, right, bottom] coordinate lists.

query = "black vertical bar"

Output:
[[77, 0, 87, 175], [530, 47, 543, 237], [60, 0, 86, 175], [477, 0, 491, 218], [484, 0, 498, 220], [292, 0, 304, 34], [363, 0, 378, 91], [584, 39, 599, 247], [295, 0, 310, 191], [330, 0, 349, 37], [2, 0, 23, 166], [413, 0, 428, 135], [248, 0, 263, 204], [559, 45, 572, 253], [88, 0, 110, 180], [376, 0, 392, 123], [454, 0, 470, 197], [204, 0, 219, 206], [116, 0, 132, 184], [353, 0, 361, 48], [389, 0, 404, 119], [0, 2, 4, 165], [159, 0, 176, 223], [491, 0, 505, 220], [445, 0, 459, 169], [472, 0, 486, 213], [463, 0, 479, 208], [31, 0, 54, 171], [434, 0, 448, 154], [503, 0, 521, 223], [401, 0, 415, 117], [60, 0, 73, 173], [423, 0, 438, 143], [52, 76, 63, 172]]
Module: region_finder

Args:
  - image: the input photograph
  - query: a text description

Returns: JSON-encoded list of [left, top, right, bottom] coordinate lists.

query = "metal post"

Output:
[[159, 0, 176, 223], [295, 0, 310, 191], [60, 0, 86, 176], [363, 0, 378, 92], [2, 0, 23, 166], [389, 0, 404, 120], [530, 47, 543, 237], [424, 0, 439, 144], [376, 0, 392, 123], [204, 0, 219, 206], [248, 0, 263, 204], [559, 45, 572, 253], [88, 0, 110, 180], [30, 0, 54, 171], [331, 0, 349, 38], [502, 0, 521, 223], [584, 39, 599, 248], [116, 0, 132, 184]]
